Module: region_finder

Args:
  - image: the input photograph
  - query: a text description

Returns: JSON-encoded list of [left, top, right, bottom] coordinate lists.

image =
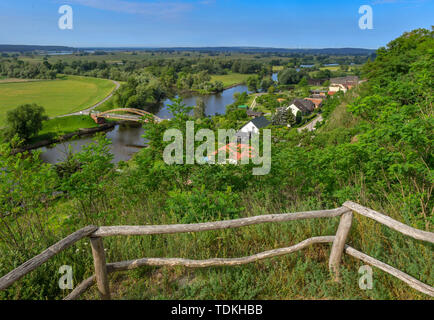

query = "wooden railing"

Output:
[[0, 201, 433, 300]]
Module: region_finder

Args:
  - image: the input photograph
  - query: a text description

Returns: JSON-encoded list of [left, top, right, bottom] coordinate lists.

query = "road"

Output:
[[55, 80, 120, 118], [297, 114, 323, 132]]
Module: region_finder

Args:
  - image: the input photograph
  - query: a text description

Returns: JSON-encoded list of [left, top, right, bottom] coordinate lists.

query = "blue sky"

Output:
[[0, 0, 432, 48]]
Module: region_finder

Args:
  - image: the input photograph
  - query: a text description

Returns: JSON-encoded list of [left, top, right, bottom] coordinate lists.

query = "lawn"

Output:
[[0, 75, 116, 126], [272, 66, 284, 72], [27, 115, 100, 144], [210, 73, 251, 88], [40, 115, 98, 135], [320, 66, 340, 72]]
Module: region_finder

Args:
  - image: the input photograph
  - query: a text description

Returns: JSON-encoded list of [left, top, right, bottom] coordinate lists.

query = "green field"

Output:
[[39, 115, 98, 136], [210, 73, 251, 87], [0, 75, 116, 126], [26, 115, 100, 144], [272, 66, 284, 72]]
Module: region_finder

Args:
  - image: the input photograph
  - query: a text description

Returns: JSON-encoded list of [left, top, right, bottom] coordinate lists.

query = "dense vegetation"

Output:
[[0, 29, 432, 300]]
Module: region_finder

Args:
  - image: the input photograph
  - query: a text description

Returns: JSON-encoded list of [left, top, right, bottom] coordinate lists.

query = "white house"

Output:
[[328, 83, 347, 94], [287, 104, 302, 117], [285, 99, 316, 116], [236, 116, 270, 139]]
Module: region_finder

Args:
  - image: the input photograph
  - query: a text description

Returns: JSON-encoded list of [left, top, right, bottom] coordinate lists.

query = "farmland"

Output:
[[0, 75, 116, 125]]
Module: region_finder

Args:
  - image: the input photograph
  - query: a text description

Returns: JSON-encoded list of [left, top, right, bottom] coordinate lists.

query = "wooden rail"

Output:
[[0, 202, 433, 299]]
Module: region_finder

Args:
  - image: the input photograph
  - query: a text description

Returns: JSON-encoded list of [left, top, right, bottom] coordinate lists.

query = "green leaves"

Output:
[[3, 104, 48, 142], [59, 134, 114, 223], [166, 186, 243, 224], [167, 97, 193, 122], [0, 139, 58, 255]]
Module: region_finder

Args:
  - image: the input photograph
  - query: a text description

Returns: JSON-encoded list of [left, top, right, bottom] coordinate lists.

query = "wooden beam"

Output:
[[62, 238, 434, 300], [63, 275, 95, 300], [345, 245, 434, 297], [343, 201, 434, 243], [106, 236, 335, 272], [0, 225, 98, 291], [93, 207, 350, 237], [329, 211, 353, 281], [90, 237, 111, 300]]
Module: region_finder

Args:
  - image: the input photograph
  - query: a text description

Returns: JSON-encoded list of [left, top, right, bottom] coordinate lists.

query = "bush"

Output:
[[3, 104, 48, 142]]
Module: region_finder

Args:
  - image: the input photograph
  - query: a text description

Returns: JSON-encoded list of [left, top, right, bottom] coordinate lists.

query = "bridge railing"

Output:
[[90, 108, 163, 123], [0, 201, 433, 300]]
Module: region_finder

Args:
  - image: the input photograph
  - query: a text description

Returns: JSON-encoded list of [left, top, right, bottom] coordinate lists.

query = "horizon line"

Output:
[[0, 44, 378, 51]]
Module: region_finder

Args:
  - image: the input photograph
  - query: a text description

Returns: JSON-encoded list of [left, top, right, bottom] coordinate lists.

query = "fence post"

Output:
[[90, 237, 111, 300], [329, 211, 353, 281]]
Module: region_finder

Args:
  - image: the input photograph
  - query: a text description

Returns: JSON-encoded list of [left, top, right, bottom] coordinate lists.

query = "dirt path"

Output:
[[55, 80, 120, 118]]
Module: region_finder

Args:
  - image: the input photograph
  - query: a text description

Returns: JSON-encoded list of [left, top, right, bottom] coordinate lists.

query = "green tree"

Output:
[[298, 77, 308, 87], [247, 76, 259, 92], [0, 137, 58, 256], [167, 97, 193, 122], [3, 104, 48, 142], [260, 77, 273, 92], [194, 98, 206, 119], [60, 135, 114, 223], [272, 108, 295, 126], [278, 68, 302, 85], [295, 111, 302, 124]]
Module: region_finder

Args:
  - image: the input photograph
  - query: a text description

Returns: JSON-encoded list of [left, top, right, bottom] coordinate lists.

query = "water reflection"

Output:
[[39, 124, 146, 164], [156, 84, 250, 119]]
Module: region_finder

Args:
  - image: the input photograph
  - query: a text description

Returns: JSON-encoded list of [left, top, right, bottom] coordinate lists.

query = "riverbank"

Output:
[[12, 122, 116, 155]]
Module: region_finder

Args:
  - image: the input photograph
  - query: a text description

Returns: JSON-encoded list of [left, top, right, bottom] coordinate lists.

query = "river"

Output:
[[39, 84, 251, 164]]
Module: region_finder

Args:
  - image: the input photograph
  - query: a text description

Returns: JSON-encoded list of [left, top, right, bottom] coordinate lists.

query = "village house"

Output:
[[235, 116, 270, 140], [310, 89, 327, 97], [330, 76, 360, 89], [286, 99, 316, 116], [304, 97, 324, 109], [211, 143, 256, 164], [328, 76, 360, 95], [308, 79, 327, 86], [328, 83, 347, 95]]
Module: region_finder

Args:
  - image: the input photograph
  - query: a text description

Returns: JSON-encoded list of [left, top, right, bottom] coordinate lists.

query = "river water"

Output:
[[39, 84, 251, 164]]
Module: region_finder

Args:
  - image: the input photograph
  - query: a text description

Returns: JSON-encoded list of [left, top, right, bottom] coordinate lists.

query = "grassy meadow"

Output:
[[210, 73, 251, 87], [272, 66, 284, 72], [0, 75, 116, 126], [26, 115, 100, 144]]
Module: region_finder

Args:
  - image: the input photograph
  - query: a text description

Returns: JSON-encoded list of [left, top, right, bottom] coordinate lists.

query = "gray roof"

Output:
[[330, 76, 359, 85], [250, 116, 270, 129], [291, 99, 315, 113], [310, 94, 325, 99]]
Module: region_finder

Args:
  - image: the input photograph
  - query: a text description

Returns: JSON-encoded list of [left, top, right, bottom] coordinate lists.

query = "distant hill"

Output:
[[0, 45, 75, 53], [0, 44, 375, 55], [80, 46, 376, 55]]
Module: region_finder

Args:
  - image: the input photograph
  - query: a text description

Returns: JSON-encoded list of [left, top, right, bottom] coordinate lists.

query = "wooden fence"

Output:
[[0, 201, 433, 300]]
